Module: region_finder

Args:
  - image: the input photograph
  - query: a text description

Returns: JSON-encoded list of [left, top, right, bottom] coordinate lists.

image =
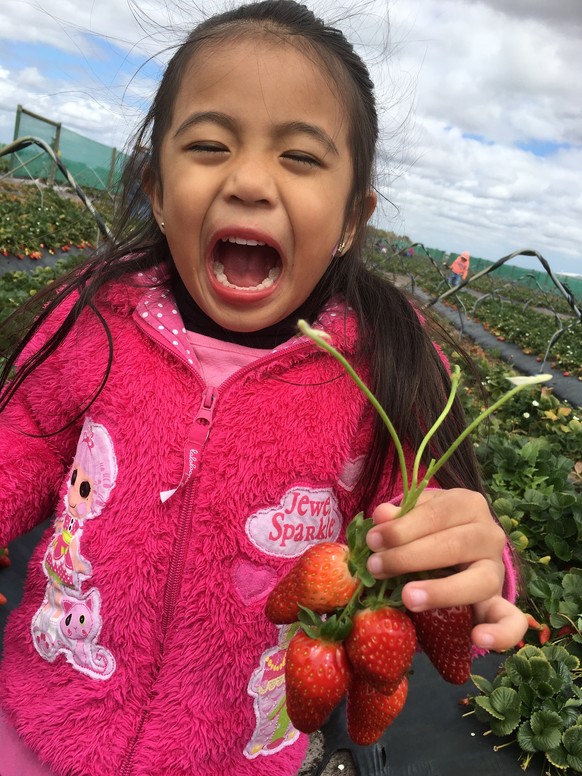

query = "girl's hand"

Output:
[[365, 488, 528, 652]]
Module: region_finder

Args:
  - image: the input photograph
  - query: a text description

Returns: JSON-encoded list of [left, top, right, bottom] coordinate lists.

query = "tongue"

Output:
[[218, 243, 277, 288]]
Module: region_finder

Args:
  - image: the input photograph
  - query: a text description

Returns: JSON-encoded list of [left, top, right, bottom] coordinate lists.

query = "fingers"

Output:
[[366, 490, 506, 580], [401, 560, 505, 612], [364, 490, 527, 654], [471, 596, 528, 652]]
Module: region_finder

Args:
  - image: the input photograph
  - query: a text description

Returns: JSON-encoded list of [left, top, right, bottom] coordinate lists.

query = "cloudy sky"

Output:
[[0, 0, 581, 276]]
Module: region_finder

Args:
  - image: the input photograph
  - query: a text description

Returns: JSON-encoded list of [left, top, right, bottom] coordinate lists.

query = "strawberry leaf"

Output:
[[517, 710, 564, 752], [346, 512, 374, 584], [298, 605, 323, 629], [471, 674, 494, 695]]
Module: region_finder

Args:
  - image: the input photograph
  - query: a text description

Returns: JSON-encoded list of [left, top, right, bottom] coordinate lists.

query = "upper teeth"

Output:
[[221, 236, 266, 247]]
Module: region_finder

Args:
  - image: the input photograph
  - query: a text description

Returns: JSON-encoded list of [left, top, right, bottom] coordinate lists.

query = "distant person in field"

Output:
[[447, 251, 470, 287]]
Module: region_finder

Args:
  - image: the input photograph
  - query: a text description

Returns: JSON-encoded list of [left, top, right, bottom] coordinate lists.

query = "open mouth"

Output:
[[212, 237, 282, 291]]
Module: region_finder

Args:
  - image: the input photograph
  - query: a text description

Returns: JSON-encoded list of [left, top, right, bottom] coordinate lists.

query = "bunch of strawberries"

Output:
[[265, 513, 473, 745]]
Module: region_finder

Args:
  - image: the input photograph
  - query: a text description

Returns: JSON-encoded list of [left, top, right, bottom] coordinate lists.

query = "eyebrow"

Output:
[[174, 112, 339, 156]]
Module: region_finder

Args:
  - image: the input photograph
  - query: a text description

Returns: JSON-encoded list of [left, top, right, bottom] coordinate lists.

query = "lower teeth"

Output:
[[213, 262, 281, 291]]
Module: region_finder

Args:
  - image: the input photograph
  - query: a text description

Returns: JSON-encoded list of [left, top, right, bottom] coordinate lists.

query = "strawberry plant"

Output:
[[481, 438, 581, 566], [0, 255, 85, 363], [523, 569, 582, 661], [468, 644, 582, 773], [447, 345, 582, 771], [0, 183, 113, 259]]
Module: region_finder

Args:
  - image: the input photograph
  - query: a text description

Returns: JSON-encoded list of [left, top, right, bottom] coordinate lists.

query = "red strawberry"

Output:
[[0, 548, 10, 568], [347, 675, 408, 745], [538, 624, 551, 645], [266, 542, 358, 624], [0, 592, 7, 605], [525, 614, 552, 645], [410, 605, 473, 684], [345, 606, 417, 693], [285, 629, 351, 733]]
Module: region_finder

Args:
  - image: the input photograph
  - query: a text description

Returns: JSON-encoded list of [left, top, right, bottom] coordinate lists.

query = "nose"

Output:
[[222, 155, 278, 207]]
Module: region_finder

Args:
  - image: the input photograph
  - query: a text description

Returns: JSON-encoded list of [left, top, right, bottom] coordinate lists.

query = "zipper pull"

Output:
[[160, 387, 218, 503]]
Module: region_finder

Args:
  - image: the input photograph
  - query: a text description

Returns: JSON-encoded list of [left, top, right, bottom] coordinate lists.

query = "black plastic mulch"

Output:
[[422, 291, 582, 409]]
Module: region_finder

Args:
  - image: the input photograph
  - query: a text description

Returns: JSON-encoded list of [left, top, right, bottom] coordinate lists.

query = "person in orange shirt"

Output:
[[447, 251, 470, 287]]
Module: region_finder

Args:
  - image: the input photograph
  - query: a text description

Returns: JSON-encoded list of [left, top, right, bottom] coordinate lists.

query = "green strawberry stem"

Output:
[[408, 366, 461, 508], [296, 321, 410, 499], [298, 319, 551, 517], [407, 378, 553, 511], [336, 581, 365, 627]]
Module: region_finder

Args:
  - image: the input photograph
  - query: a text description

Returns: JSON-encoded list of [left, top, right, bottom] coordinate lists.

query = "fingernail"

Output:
[[406, 587, 428, 609], [366, 531, 383, 551], [477, 634, 494, 648], [367, 555, 383, 575]]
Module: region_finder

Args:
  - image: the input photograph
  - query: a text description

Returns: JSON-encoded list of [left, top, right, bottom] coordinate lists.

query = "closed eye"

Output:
[[186, 142, 229, 155], [282, 152, 321, 168]]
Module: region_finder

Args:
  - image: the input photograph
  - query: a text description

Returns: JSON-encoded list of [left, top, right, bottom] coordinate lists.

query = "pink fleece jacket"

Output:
[[0, 274, 516, 775]]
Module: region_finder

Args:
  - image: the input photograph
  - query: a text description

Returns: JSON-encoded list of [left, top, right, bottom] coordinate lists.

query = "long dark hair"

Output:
[[0, 0, 485, 509]]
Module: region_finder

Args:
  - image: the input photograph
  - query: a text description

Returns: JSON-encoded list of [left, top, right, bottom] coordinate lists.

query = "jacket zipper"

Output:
[[121, 387, 217, 776], [120, 322, 314, 774], [161, 386, 217, 635]]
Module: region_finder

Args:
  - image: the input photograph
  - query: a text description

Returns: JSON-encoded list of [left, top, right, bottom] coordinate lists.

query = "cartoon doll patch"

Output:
[[31, 418, 117, 680], [244, 624, 300, 758]]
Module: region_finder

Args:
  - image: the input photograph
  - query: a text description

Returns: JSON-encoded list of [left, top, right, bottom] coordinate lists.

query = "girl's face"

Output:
[[150, 37, 364, 332]]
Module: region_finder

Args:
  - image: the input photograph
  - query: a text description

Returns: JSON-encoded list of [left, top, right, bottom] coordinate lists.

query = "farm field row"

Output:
[[387, 256, 582, 379]]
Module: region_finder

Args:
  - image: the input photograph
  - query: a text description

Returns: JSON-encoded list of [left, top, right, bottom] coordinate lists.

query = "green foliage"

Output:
[[477, 435, 581, 566], [0, 255, 84, 360], [0, 184, 113, 257], [471, 646, 582, 772], [456, 351, 582, 771]]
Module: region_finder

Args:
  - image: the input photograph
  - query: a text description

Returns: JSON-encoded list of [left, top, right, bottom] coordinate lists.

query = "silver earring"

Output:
[[160, 221, 165, 230], [336, 241, 346, 256]]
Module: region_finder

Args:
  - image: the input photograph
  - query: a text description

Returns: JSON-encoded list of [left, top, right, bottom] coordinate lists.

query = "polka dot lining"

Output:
[[135, 285, 196, 366], [135, 286, 354, 363]]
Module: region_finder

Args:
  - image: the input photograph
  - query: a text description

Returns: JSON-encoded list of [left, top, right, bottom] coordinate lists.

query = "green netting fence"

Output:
[[9, 105, 128, 191]]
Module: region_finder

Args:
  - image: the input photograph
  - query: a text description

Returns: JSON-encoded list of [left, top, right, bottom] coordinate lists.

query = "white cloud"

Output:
[[0, 0, 580, 274]]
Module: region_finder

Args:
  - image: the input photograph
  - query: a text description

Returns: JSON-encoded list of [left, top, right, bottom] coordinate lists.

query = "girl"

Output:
[[0, 1, 525, 774]]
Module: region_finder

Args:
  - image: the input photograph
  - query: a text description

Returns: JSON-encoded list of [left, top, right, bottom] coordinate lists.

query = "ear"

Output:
[[142, 166, 164, 230], [341, 189, 377, 254]]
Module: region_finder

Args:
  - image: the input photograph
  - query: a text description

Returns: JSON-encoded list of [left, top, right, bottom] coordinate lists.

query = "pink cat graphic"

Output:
[[32, 589, 115, 679]]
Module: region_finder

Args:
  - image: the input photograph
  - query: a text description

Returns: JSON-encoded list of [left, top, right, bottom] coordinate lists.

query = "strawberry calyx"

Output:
[[297, 603, 355, 643], [360, 581, 406, 612], [345, 511, 375, 588]]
